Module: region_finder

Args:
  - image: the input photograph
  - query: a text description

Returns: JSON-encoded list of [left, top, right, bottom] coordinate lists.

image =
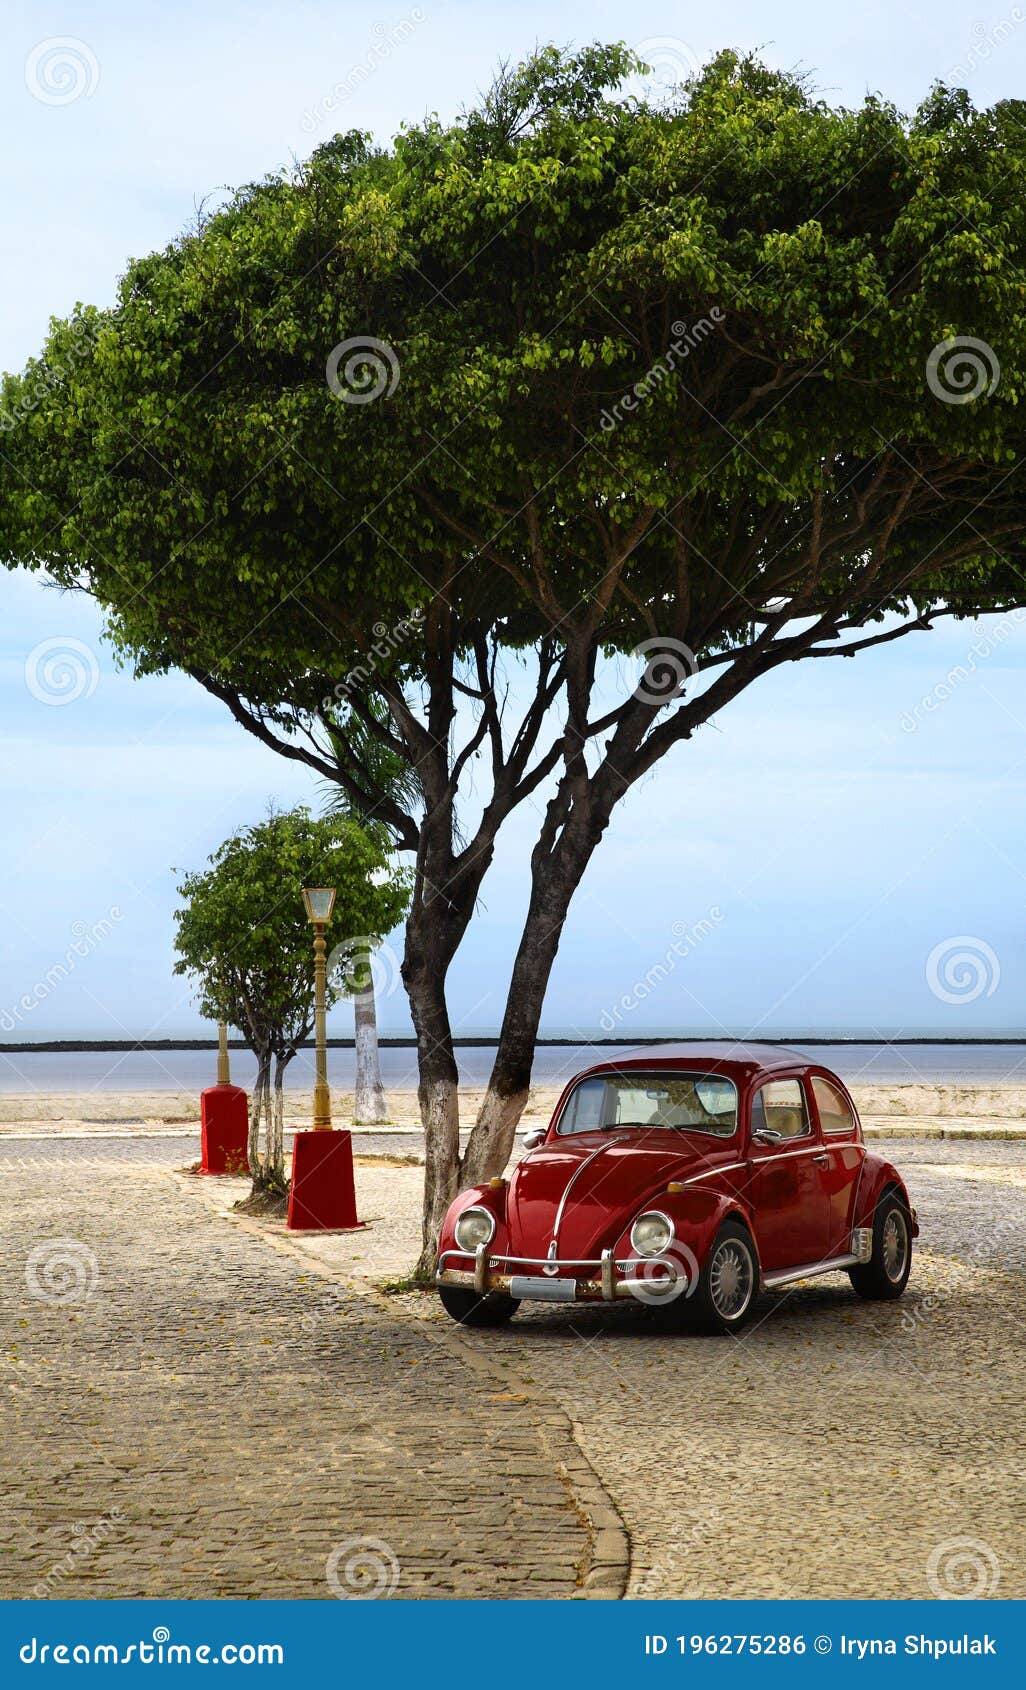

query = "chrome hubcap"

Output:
[[709, 1240, 753, 1319], [882, 1209, 908, 1282]]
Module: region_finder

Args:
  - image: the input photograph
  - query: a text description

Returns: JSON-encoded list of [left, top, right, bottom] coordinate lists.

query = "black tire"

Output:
[[848, 1189, 912, 1300], [438, 1284, 520, 1327], [689, 1219, 760, 1335]]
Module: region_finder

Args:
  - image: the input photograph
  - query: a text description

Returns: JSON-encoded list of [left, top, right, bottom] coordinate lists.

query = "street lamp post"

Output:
[[302, 887, 337, 1130], [216, 1019, 231, 1086]]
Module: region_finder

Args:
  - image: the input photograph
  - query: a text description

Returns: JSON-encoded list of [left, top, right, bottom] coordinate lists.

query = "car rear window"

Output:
[[556, 1071, 738, 1137]]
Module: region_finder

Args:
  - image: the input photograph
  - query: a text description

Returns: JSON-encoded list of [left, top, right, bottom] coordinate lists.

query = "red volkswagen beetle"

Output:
[[435, 1044, 918, 1334]]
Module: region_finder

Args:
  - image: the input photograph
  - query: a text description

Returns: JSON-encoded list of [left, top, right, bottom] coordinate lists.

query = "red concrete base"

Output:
[[287, 1129, 365, 1232], [199, 1084, 249, 1175]]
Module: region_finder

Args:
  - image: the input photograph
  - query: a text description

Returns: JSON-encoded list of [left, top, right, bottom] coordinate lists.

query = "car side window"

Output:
[[812, 1076, 857, 1134], [751, 1078, 809, 1140]]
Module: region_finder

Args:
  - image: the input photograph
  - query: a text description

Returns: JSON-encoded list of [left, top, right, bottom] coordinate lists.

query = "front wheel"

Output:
[[848, 1191, 912, 1300], [690, 1219, 759, 1334], [438, 1284, 520, 1327]]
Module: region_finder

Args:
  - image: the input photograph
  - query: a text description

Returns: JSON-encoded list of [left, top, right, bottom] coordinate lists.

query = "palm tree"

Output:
[[322, 701, 420, 1125]]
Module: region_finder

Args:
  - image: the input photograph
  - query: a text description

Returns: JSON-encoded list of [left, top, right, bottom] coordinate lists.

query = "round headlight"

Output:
[[631, 1211, 674, 1257], [454, 1206, 496, 1251]]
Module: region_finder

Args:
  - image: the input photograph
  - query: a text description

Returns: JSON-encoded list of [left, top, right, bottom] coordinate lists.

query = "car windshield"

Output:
[[556, 1071, 738, 1137]]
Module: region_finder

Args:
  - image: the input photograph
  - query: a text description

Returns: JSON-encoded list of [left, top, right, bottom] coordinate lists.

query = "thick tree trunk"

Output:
[[353, 955, 390, 1124], [462, 806, 609, 1187], [405, 936, 462, 1278]]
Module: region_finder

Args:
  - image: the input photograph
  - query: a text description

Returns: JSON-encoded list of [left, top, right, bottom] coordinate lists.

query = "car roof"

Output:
[[575, 1040, 810, 1081]]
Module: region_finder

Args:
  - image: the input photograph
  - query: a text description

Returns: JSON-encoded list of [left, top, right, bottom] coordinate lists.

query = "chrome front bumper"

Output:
[[435, 1246, 680, 1303]]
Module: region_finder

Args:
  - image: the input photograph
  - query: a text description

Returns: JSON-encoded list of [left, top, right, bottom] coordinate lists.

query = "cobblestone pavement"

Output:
[[0, 1146, 622, 1600], [4, 1136, 1024, 1604], [402, 1140, 1026, 1602]]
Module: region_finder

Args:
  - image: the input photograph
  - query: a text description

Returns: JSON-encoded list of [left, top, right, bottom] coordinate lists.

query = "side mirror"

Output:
[[752, 1127, 783, 1145], [521, 1126, 547, 1151]]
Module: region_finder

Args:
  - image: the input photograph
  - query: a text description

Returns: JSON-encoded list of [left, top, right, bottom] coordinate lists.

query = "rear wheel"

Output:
[[848, 1190, 912, 1300], [438, 1284, 520, 1327], [690, 1220, 759, 1334]]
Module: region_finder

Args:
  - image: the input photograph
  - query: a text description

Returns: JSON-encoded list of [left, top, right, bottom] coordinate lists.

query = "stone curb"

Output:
[[172, 1171, 631, 1601]]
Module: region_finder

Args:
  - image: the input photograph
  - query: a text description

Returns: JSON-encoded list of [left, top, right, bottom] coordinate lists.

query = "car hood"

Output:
[[507, 1132, 729, 1262]]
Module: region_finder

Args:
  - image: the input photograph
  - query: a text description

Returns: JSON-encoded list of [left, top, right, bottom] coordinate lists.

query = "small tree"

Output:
[[174, 808, 410, 1206]]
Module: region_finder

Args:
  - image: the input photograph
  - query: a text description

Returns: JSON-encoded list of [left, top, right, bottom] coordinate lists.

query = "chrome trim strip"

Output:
[[762, 1252, 859, 1289], [550, 1135, 627, 1255], [679, 1160, 748, 1186]]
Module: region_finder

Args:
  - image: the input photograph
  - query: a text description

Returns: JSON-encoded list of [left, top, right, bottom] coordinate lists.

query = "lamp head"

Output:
[[302, 887, 337, 924]]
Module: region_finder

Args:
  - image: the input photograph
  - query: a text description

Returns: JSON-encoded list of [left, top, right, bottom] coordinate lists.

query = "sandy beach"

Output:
[[3, 1082, 1026, 1139]]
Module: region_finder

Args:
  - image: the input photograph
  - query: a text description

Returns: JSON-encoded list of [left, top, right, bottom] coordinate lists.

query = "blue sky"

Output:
[[3, 1, 1026, 1040]]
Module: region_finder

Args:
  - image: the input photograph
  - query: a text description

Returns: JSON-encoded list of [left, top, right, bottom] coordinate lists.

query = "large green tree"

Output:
[[4, 47, 1026, 1268], [174, 808, 410, 1203]]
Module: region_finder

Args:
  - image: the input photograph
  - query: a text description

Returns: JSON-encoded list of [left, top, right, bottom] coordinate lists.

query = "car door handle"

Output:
[[812, 1153, 830, 1165]]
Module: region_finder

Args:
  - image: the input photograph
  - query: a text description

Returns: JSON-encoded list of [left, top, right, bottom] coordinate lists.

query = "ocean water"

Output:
[[1, 1040, 1025, 1096]]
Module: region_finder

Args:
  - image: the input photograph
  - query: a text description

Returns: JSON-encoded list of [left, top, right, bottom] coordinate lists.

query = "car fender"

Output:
[[613, 1183, 760, 1271], [855, 1154, 919, 1237], [437, 1184, 511, 1262]]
